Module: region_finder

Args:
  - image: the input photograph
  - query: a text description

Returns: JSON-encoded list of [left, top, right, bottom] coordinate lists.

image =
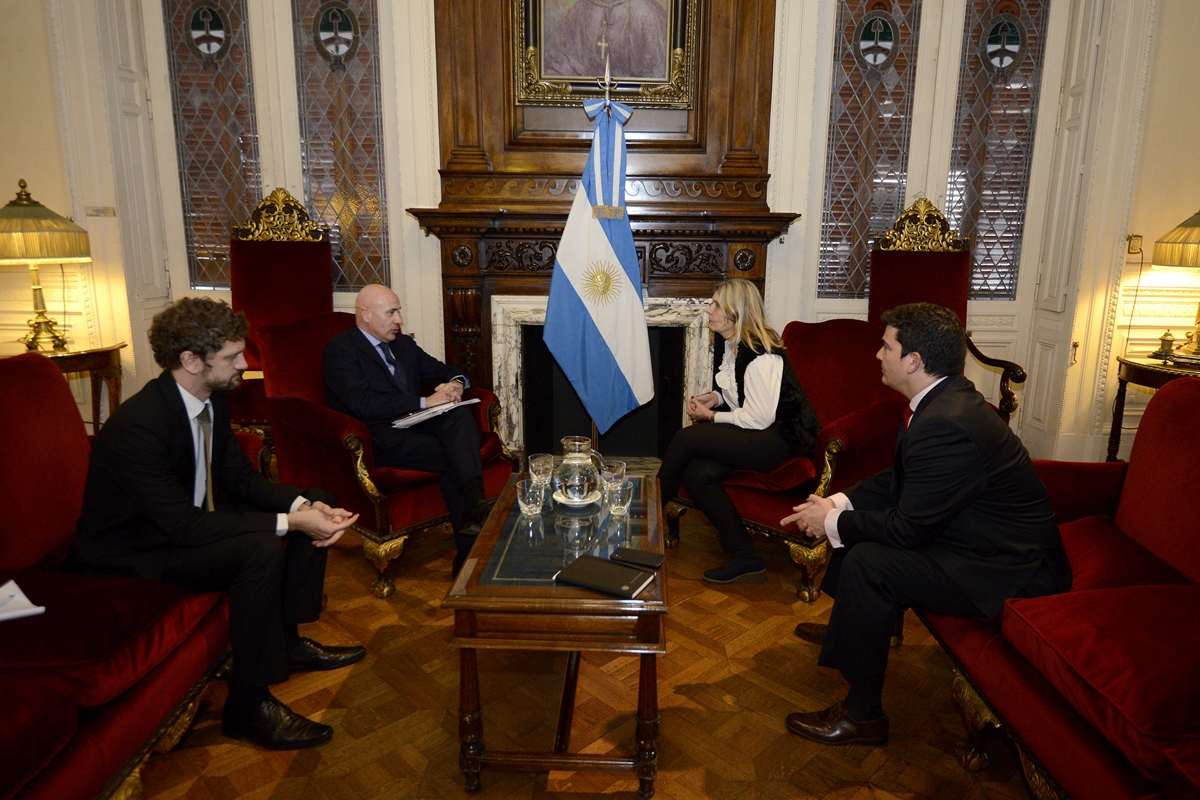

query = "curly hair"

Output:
[[148, 297, 249, 369], [880, 302, 966, 378]]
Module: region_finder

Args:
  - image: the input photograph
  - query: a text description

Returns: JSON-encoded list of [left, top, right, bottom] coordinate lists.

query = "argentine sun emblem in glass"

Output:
[[544, 99, 654, 433]]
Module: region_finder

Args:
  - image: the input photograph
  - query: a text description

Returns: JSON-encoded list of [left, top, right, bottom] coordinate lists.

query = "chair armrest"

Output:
[[464, 387, 500, 433], [1033, 459, 1128, 523], [967, 338, 1026, 423], [818, 399, 908, 452]]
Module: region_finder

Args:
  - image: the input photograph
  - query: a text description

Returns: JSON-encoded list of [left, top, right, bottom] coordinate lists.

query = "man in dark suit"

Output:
[[69, 298, 365, 751], [780, 303, 1070, 746], [321, 284, 488, 570]]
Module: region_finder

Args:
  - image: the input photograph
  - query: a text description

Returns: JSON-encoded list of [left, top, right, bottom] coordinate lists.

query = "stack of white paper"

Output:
[[0, 579, 46, 622]]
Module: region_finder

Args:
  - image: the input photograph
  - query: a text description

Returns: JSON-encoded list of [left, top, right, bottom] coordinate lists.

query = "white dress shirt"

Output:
[[711, 340, 784, 430], [176, 382, 305, 535], [822, 376, 948, 547]]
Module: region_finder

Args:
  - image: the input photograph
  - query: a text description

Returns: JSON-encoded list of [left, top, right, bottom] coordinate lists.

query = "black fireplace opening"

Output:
[[522, 325, 685, 458]]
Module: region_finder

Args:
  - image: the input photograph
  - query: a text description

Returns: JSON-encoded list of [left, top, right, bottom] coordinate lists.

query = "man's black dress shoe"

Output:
[[785, 701, 889, 746], [221, 696, 333, 750], [794, 622, 828, 645], [702, 561, 766, 584], [287, 637, 366, 672]]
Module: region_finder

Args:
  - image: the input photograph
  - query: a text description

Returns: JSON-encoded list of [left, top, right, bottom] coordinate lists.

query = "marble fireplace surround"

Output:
[[491, 295, 714, 451]]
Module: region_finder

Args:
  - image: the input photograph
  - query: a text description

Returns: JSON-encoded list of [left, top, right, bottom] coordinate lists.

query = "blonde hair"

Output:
[[712, 279, 783, 353]]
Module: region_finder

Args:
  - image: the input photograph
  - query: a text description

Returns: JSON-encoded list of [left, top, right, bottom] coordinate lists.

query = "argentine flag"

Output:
[[544, 99, 654, 433]]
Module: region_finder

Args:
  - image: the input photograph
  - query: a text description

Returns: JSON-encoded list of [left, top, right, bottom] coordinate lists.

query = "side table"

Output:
[[1108, 356, 1198, 461], [8, 343, 127, 432]]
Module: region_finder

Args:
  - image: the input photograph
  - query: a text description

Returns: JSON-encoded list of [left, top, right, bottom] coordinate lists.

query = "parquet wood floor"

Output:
[[141, 500, 1031, 800]]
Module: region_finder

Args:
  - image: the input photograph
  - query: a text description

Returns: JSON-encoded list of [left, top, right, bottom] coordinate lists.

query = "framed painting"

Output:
[[513, 0, 700, 108]]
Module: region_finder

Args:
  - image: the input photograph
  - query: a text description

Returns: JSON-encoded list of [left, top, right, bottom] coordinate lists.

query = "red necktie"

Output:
[[903, 405, 914, 430]]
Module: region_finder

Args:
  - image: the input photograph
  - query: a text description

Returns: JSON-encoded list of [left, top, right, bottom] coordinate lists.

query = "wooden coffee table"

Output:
[[443, 474, 668, 797]]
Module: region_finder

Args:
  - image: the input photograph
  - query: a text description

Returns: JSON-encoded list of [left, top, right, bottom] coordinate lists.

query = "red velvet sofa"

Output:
[[919, 376, 1200, 800], [0, 353, 231, 800]]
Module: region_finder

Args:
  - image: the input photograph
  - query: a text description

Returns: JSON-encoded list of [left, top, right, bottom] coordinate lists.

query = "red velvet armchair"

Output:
[[916, 376, 1200, 800], [226, 187, 334, 430], [259, 312, 514, 598], [665, 318, 907, 601], [665, 199, 1028, 602], [869, 197, 1026, 421], [0, 353, 230, 800]]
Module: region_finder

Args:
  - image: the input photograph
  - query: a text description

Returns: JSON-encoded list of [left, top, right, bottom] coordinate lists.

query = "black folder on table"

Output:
[[554, 555, 656, 599]]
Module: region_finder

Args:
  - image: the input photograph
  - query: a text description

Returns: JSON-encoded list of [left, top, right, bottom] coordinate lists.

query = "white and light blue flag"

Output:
[[544, 99, 654, 433]]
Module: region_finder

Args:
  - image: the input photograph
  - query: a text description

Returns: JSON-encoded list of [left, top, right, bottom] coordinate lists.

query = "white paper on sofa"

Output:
[[0, 579, 46, 622]]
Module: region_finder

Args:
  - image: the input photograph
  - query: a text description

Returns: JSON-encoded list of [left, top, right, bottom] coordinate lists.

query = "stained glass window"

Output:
[[292, 0, 389, 288], [163, 2, 261, 289], [818, 0, 924, 298], [945, 0, 1050, 300]]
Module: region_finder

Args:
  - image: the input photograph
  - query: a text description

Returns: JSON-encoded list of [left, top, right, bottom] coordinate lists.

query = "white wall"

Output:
[[1107, 0, 1200, 457]]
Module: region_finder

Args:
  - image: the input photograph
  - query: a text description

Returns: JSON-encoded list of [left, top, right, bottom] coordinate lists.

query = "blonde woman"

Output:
[[657, 279, 821, 584]]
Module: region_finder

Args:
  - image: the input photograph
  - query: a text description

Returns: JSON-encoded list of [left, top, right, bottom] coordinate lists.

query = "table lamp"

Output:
[[0, 179, 91, 350], [1151, 209, 1200, 361]]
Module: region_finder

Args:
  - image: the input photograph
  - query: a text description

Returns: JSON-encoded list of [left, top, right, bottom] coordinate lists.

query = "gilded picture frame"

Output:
[[514, 0, 699, 108]]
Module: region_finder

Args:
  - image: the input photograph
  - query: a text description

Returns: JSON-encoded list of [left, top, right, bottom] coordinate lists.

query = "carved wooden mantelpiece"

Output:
[[423, 0, 790, 391], [409, 206, 798, 390]]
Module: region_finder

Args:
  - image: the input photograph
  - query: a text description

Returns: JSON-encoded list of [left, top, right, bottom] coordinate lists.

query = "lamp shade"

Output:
[[0, 179, 90, 264], [1152, 210, 1200, 269]]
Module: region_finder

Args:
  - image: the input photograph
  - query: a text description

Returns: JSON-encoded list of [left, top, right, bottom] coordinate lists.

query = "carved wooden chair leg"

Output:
[[1013, 737, 1071, 800], [363, 534, 408, 599], [787, 538, 829, 603], [951, 670, 1002, 772], [664, 501, 687, 549]]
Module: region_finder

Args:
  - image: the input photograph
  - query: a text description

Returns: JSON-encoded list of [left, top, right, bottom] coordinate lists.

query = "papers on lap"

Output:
[[0, 579, 46, 622], [392, 397, 480, 429]]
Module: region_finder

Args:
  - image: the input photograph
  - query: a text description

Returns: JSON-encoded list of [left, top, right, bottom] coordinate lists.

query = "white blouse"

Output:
[[711, 340, 784, 430]]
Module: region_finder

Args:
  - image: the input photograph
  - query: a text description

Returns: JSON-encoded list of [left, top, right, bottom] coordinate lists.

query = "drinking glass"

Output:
[[601, 459, 626, 498], [529, 453, 554, 486], [517, 478, 545, 516], [608, 479, 634, 516]]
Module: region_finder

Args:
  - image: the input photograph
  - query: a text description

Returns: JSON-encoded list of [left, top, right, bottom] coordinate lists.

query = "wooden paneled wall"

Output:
[[410, 0, 796, 390]]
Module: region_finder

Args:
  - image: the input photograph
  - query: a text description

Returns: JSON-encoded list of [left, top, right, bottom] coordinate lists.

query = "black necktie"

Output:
[[378, 343, 408, 392]]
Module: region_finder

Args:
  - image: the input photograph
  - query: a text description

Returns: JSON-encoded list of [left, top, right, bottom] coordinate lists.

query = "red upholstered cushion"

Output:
[[1034, 459, 1128, 524], [0, 569, 221, 708], [782, 319, 902, 424], [867, 248, 972, 325], [1061, 515, 1189, 591], [230, 238, 333, 369], [260, 311, 356, 403], [0, 353, 91, 569], [1114, 377, 1200, 583], [922, 612, 1160, 800], [16, 599, 229, 800], [1002, 585, 1200, 780], [0, 680, 77, 800], [1162, 746, 1200, 800]]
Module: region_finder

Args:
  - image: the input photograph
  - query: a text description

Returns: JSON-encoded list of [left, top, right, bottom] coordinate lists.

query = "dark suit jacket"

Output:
[[70, 370, 303, 580], [839, 374, 1069, 617], [321, 326, 466, 453]]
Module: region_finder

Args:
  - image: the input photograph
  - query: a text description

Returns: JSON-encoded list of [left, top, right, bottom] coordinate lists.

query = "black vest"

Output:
[[713, 342, 821, 458]]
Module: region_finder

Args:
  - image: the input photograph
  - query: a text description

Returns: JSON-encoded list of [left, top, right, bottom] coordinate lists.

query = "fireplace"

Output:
[[490, 295, 714, 455], [523, 325, 685, 457]]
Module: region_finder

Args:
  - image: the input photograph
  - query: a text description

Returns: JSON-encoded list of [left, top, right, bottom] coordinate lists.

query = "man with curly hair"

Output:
[[69, 297, 365, 751]]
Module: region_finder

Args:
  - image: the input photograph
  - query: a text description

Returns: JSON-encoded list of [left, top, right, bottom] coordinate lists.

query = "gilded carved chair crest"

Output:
[[875, 197, 969, 252], [231, 187, 330, 242]]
